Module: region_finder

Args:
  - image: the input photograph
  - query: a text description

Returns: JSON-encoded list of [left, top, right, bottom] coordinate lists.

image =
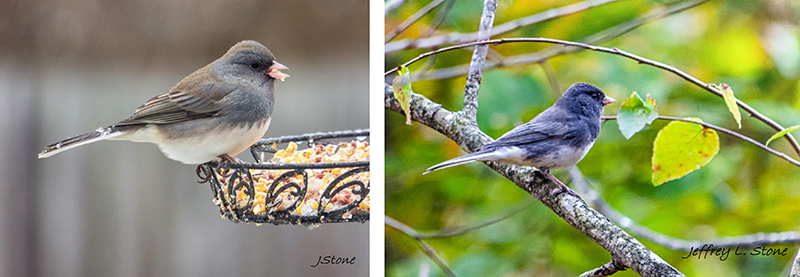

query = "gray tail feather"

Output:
[[38, 126, 124, 159], [423, 151, 495, 175]]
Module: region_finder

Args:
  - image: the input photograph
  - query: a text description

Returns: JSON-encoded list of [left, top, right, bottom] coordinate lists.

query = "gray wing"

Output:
[[484, 120, 568, 149], [483, 108, 571, 149], [117, 81, 238, 126]]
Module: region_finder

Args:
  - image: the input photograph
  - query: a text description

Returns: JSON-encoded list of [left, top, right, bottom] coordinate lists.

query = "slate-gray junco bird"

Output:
[[38, 40, 289, 165], [425, 83, 615, 189]]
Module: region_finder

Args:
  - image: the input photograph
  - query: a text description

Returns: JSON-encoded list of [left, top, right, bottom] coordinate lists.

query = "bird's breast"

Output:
[[492, 139, 595, 170], [150, 117, 271, 164], [535, 140, 595, 169]]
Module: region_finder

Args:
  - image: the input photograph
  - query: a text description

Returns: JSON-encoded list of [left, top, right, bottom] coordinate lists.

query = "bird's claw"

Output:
[[196, 164, 213, 183], [551, 182, 580, 198], [545, 171, 580, 198], [218, 154, 244, 164]]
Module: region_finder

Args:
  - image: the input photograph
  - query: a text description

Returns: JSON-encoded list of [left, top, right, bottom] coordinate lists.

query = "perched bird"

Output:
[[38, 40, 289, 165], [424, 83, 615, 189]]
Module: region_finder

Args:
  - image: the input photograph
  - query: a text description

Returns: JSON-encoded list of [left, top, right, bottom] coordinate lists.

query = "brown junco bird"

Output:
[[38, 40, 289, 165]]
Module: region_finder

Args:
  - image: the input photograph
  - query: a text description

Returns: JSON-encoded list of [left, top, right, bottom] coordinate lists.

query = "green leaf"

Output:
[[392, 66, 413, 125], [651, 118, 720, 186], [617, 91, 658, 139], [717, 83, 742, 128], [766, 125, 800, 146]]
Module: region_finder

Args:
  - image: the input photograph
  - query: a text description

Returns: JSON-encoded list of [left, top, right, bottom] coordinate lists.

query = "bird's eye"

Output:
[[250, 63, 260, 69]]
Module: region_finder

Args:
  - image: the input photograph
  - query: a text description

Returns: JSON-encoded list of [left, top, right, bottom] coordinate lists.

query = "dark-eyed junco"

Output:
[[38, 40, 289, 165], [425, 83, 615, 188]]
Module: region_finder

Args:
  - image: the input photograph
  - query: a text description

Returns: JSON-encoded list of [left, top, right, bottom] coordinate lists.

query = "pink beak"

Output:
[[267, 61, 290, 81], [603, 96, 616, 105]]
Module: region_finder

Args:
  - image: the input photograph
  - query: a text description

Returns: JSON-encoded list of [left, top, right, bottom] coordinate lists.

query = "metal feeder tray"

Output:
[[197, 129, 369, 225]]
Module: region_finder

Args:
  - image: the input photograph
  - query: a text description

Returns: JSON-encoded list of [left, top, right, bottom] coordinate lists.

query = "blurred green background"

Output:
[[386, 0, 800, 276]]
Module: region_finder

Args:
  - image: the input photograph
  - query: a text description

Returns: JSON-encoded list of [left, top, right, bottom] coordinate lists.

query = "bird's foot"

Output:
[[212, 154, 244, 179], [196, 155, 242, 184], [196, 164, 213, 183], [546, 171, 580, 198], [218, 154, 244, 164]]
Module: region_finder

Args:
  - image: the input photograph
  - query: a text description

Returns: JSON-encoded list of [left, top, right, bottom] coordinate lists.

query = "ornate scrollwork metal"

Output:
[[198, 129, 370, 225]]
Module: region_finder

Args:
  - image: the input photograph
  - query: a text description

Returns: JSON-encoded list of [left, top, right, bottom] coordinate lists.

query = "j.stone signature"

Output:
[[310, 255, 356, 267]]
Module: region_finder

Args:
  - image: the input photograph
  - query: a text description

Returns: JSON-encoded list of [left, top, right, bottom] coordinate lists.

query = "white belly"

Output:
[[490, 140, 595, 169], [115, 118, 271, 164], [535, 140, 595, 169]]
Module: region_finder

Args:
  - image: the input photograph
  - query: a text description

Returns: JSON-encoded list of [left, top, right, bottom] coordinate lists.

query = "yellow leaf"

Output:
[[766, 125, 800, 146], [719, 83, 742, 129], [392, 66, 413, 125], [652, 118, 720, 186]]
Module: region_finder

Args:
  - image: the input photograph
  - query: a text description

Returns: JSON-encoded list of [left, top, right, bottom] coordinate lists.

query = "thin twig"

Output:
[[385, 0, 408, 14], [385, 0, 622, 53], [417, 53, 440, 78], [385, 216, 457, 277], [417, 198, 536, 239], [384, 199, 534, 275], [485, 47, 505, 64], [385, 37, 800, 154], [461, 0, 497, 123], [568, 167, 800, 252], [415, 0, 709, 80], [421, 0, 455, 38], [381, 38, 605, 76], [602, 115, 800, 168], [385, 0, 447, 42], [540, 60, 561, 96], [579, 258, 627, 277]]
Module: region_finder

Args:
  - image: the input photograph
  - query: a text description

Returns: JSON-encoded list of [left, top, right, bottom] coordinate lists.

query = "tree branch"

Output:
[[461, 0, 496, 123], [385, 199, 535, 275], [384, 37, 800, 156], [420, 0, 455, 38], [579, 258, 627, 277], [540, 60, 561, 95], [416, 198, 535, 239], [385, 0, 447, 42], [413, 0, 709, 81], [568, 167, 800, 252], [386, 216, 457, 277], [385, 0, 622, 53], [385, 86, 684, 276], [385, 0, 408, 14]]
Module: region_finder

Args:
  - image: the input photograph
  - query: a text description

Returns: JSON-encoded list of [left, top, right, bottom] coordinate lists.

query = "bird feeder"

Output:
[[198, 129, 370, 225]]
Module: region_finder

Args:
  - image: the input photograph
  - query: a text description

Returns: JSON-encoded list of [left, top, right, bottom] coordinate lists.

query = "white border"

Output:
[[369, 1, 386, 276]]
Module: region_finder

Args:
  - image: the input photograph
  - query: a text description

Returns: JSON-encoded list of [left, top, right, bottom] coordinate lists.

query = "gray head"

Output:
[[556, 82, 615, 118], [216, 40, 289, 85]]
